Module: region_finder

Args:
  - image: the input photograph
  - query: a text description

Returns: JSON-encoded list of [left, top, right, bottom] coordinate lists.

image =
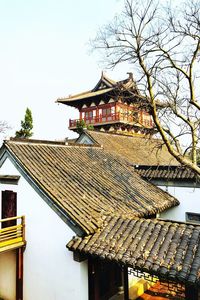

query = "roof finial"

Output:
[[127, 72, 133, 80]]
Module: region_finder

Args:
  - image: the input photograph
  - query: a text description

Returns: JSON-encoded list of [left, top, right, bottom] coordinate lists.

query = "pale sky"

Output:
[[0, 0, 127, 143]]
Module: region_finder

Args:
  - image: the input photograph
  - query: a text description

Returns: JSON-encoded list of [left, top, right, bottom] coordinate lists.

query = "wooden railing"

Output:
[[0, 216, 25, 253], [69, 112, 125, 128], [69, 112, 154, 128]]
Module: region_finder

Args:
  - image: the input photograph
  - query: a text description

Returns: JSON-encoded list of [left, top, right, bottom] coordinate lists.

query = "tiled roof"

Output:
[[57, 87, 114, 104], [57, 73, 138, 105], [67, 215, 200, 286], [82, 131, 179, 166], [2, 139, 179, 234], [135, 165, 198, 181]]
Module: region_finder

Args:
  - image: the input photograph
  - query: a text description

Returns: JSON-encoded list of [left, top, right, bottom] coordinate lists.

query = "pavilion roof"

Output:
[[56, 73, 139, 106], [67, 215, 200, 286]]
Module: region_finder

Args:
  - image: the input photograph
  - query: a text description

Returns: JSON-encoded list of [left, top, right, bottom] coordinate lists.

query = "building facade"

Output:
[[0, 155, 88, 300]]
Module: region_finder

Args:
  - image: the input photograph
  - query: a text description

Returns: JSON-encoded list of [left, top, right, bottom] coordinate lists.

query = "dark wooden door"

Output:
[[88, 258, 121, 300], [1, 190, 17, 228], [185, 285, 198, 300]]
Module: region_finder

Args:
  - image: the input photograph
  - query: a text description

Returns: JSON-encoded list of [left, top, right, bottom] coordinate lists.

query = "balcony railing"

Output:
[[0, 216, 26, 253], [69, 112, 154, 129], [69, 112, 121, 128]]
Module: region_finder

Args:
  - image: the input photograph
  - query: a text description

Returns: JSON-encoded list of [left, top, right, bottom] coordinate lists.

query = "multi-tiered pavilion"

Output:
[[57, 72, 155, 136]]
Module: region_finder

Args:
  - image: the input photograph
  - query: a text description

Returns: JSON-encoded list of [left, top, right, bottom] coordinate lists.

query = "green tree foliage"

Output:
[[76, 120, 94, 134], [15, 108, 33, 138], [76, 119, 86, 134], [87, 124, 94, 131]]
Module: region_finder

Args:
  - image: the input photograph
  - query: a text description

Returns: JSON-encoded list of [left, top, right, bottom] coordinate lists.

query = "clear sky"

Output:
[[0, 0, 127, 143]]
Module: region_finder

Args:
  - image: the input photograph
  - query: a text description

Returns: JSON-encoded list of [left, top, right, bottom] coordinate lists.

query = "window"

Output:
[[107, 108, 111, 115], [1, 190, 17, 228], [111, 106, 115, 114], [102, 108, 111, 116], [186, 212, 200, 223], [85, 111, 94, 119], [102, 108, 107, 116]]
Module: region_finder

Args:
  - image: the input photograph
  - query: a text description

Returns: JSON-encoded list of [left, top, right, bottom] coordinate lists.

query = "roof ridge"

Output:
[[134, 165, 189, 170], [8, 138, 67, 145], [101, 72, 117, 86], [87, 130, 163, 141], [157, 217, 200, 227], [6, 138, 102, 149], [57, 90, 91, 102], [102, 214, 200, 228]]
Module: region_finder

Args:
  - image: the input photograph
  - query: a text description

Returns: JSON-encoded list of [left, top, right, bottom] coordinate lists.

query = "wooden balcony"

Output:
[[69, 112, 154, 129], [69, 112, 120, 129], [0, 216, 26, 253]]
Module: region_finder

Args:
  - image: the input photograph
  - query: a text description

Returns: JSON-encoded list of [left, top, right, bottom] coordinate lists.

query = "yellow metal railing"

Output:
[[0, 216, 25, 252]]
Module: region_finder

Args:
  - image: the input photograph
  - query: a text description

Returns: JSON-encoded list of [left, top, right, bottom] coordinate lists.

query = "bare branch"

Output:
[[91, 0, 200, 175]]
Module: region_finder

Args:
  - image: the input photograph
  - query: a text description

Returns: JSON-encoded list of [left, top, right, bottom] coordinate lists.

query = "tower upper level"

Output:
[[57, 73, 155, 136]]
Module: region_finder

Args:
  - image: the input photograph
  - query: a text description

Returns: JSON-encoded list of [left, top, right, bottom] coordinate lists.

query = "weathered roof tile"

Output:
[[2, 139, 179, 234], [82, 131, 179, 166], [135, 165, 198, 181], [67, 216, 200, 285]]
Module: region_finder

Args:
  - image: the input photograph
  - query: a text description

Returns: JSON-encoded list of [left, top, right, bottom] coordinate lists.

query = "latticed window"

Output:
[[186, 212, 200, 223]]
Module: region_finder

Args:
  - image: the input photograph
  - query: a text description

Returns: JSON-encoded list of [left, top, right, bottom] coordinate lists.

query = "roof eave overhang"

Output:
[[67, 248, 199, 286], [0, 146, 86, 237], [56, 87, 115, 107]]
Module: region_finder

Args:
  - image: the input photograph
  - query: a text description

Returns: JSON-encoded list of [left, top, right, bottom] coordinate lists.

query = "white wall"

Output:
[[0, 250, 16, 300], [0, 157, 88, 300], [159, 185, 200, 222]]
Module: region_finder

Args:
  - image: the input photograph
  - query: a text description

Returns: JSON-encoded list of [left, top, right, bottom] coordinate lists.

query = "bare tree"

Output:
[[92, 0, 200, 175], [0, 121, 10, 145], [0, 121, 9, 135]]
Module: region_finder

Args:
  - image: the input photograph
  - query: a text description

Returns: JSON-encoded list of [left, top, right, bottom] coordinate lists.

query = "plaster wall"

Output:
[[0, 250, 16, 300], [0, 157, 88, 300], [76, 133, 93, 145], [159, 185, 200, 222]]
